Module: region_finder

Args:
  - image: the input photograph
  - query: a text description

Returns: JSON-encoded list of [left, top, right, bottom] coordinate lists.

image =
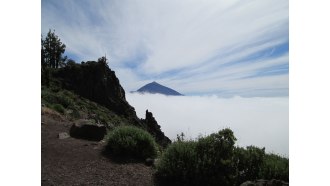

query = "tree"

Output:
[[41, 29, 66, 69], [98, 55, 109, 67]]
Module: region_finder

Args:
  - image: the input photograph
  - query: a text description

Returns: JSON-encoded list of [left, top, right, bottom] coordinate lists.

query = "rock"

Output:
[[145, 158, 154, 166], [70, 123, 106, 141], [66, 109, 73, 114], [58, 132, 70, 139], [240, 181, 255, 186], [240, 179, 289, 186], [141, 110, 171, 147], [255, 179, 268, 186]]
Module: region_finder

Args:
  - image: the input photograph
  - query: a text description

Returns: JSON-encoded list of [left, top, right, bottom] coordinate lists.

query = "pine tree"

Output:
[[41, 29, 66, 68]]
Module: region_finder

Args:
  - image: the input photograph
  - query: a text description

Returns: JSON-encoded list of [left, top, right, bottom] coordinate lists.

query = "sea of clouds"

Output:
[[126, 93, 288, 156]]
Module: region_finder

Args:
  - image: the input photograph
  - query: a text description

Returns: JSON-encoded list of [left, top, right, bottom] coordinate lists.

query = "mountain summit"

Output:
[[136, 81, 183, 96]]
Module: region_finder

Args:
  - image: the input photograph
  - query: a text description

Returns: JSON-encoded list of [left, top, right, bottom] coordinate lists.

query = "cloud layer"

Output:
[[42, 0, 288, 97], [127, 93, 289, 156]]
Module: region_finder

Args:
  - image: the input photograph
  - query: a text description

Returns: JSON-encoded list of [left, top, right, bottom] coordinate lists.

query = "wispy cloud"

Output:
[[127, 93, 289, 156], [42, 0, 288, 96]]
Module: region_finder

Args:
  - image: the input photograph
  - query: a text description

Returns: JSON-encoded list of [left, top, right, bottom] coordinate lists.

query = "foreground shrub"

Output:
[[155, 128, 237, 186], [195, 129, 237, 185], [155, 128, 288, 185], [105, 125, 158, 160], [155, 141, 197, 185], [233, 146, 266, 185], [260, 153, 289, 182]]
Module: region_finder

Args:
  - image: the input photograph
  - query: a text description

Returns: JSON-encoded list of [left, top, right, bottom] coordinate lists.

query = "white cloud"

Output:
[[127, 93, 289, 156]]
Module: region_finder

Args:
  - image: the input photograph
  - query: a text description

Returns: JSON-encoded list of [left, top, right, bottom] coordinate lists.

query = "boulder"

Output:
[[58, 132, 70, 139], [70, 123, 106, 141]]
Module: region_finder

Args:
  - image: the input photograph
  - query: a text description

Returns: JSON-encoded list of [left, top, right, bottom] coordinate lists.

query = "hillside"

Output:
[[41, 61, 173, 185], [42, 61, 171, 147], [136, 81, 183, 96]]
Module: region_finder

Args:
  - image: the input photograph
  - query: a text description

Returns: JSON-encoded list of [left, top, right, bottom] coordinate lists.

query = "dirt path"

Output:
[[41, 112, 155, 186]]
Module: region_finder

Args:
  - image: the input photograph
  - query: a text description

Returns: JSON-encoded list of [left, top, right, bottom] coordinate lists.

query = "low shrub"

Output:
[[233, 146, 266, 185], [105, 125, 158, 160], [155, 128, 237, 186], [194, 129, 237, 185], [155, 141, 197, 185], [260, 153, 289, 182], [51, 103, 65, 114], [41, 89, 74, 108]]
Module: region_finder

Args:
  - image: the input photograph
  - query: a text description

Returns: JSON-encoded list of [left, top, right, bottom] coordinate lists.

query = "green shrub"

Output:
[[155, 141, 197, 185], [260, 153, 289, 181], [51, 104, 65, 114], [41, 89, 74, 108], [70, 109, 81, 119], [194, 129, 237, 185], [41, 90, 57, 104], [57, 92, 74, 108], [233, 146, 266, 185], [155, 128, 237, 186], [105, 126, 158, 160]]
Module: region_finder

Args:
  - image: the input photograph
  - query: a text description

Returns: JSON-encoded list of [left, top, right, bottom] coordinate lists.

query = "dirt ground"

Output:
[[41, 111, 155, 186]]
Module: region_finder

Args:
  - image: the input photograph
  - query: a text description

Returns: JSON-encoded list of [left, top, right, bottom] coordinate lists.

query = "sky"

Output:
[[41, 0, 288, 97]]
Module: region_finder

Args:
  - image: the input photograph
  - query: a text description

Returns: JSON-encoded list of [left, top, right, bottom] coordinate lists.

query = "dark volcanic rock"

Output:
[[142, 110, 171, 147], [70, 123, 106, 141], [53, 61, 142, 126], [240, 179, 289, 186]]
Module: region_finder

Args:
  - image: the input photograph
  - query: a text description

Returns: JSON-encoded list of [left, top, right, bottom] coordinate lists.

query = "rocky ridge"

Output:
[[51, 61, 171, 147]]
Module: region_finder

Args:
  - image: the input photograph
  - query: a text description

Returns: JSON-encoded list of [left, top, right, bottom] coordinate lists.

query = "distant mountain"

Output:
[[136, 81, 183, 96]]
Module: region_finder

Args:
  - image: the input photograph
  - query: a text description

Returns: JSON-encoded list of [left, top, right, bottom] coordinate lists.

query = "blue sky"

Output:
[[42, 0, 288, 97]]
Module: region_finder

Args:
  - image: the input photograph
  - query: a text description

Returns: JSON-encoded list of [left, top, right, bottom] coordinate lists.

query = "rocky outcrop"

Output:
[[52, 61, 171, 146], [70, 123, 107, 141], [240, 179, 289, 186], [53, 61, 141, 126], [142, 110, 171, 147]]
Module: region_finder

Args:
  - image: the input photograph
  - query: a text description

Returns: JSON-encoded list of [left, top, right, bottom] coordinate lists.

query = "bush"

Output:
[[41, 89, 74, 108], [51, 103, 65, 114], [233, 146, 266, 184], [155, 141, 197, 185], [195, 129, 237, 185], [155, 128, 237, 186], [260, 153, 289, 182], [105, 126, 158, 160]]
